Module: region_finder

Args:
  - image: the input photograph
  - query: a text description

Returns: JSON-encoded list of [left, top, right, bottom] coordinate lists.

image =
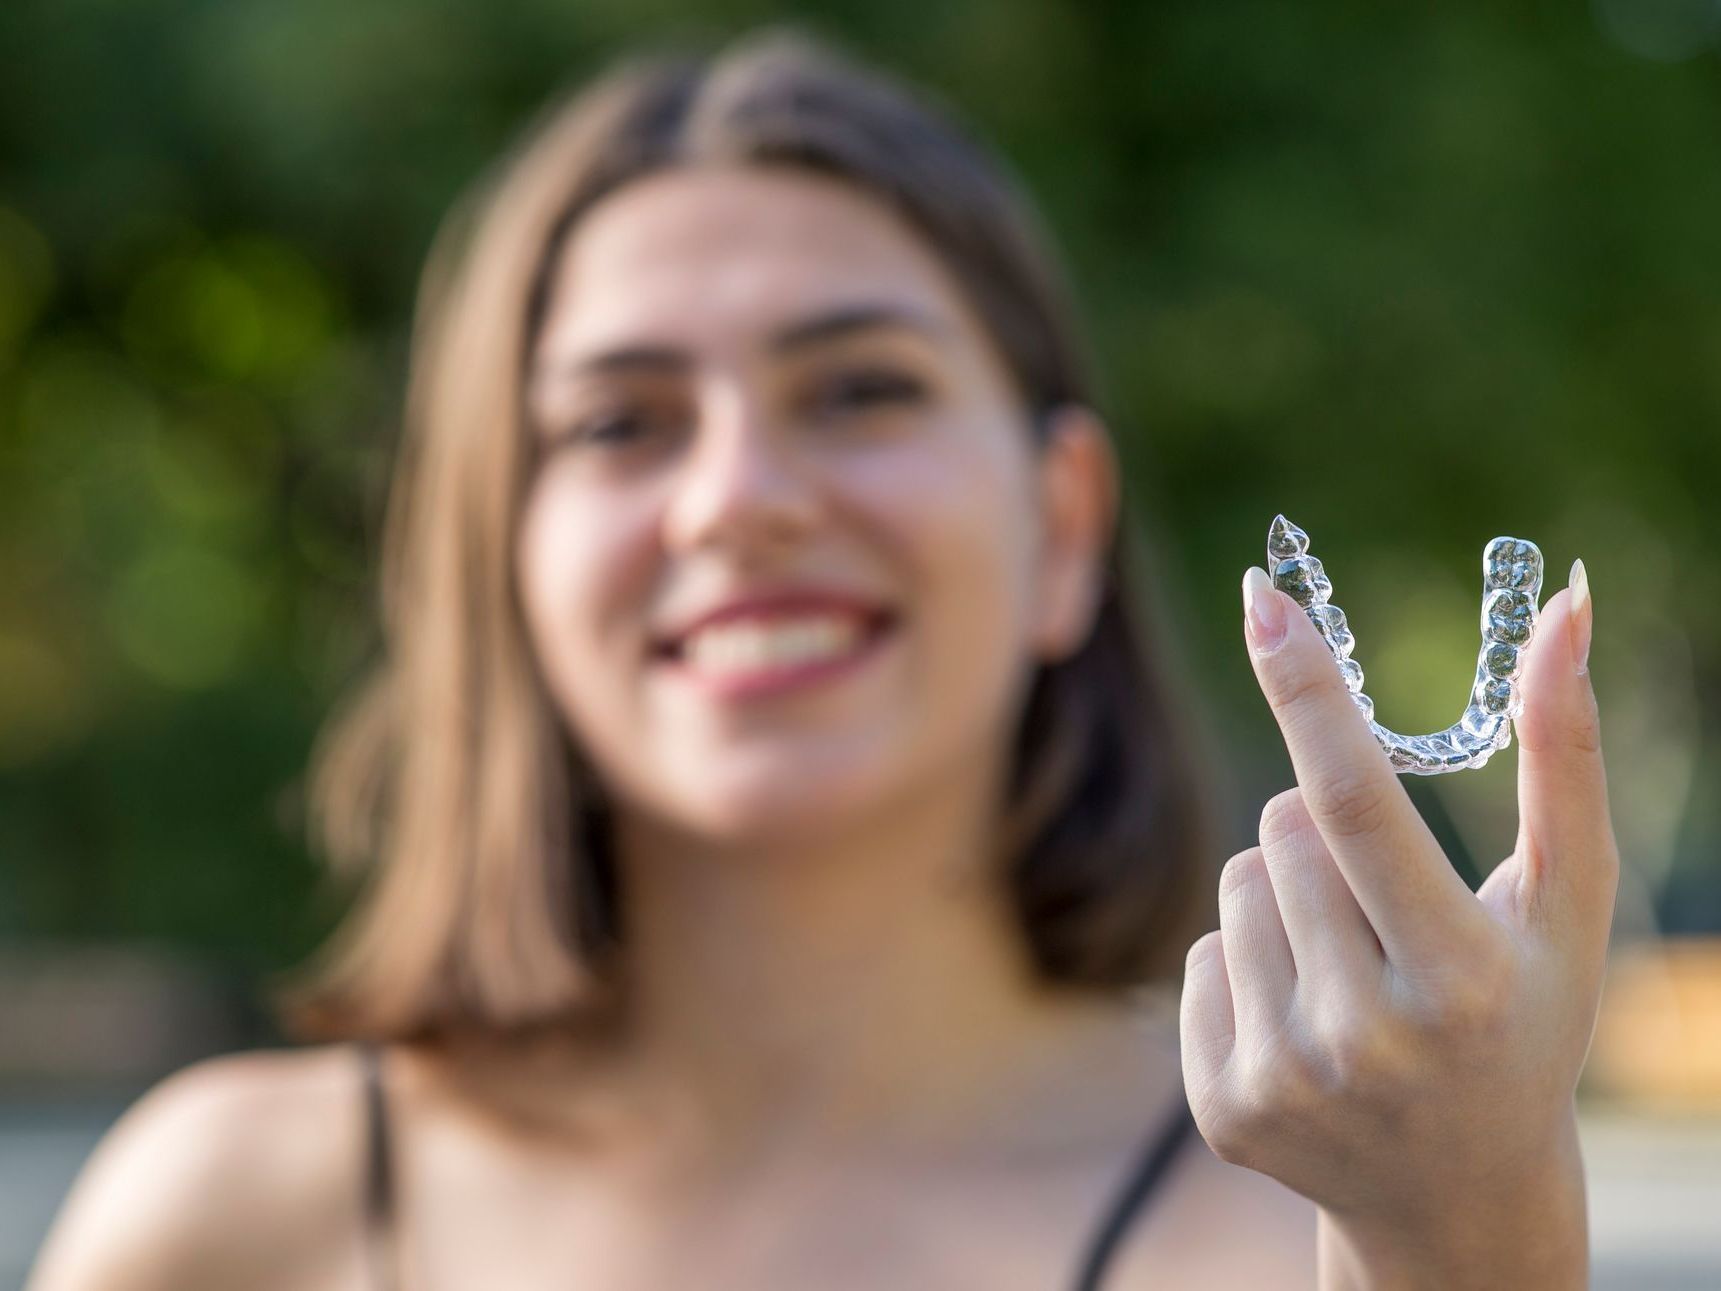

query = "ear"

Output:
[[1029, 403, 1120, 663]]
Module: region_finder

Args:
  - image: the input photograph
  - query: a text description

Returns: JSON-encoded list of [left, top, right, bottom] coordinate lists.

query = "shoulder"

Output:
[[26, 1044, 370, 1291]]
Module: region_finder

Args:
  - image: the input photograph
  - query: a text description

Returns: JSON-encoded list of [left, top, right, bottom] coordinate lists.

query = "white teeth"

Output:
[[680, 614, 873, 677]]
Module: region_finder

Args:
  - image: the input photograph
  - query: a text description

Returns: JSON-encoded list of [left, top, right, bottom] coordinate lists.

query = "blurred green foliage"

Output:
[[1, 0, 1717, 986]]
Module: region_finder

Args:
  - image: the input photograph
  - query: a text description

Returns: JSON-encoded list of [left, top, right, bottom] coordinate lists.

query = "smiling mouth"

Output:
[[650, 609, 900, 699]]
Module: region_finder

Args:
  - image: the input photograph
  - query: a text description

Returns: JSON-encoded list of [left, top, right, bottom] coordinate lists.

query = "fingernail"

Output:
[[1569, 557, 1592, 675], [1243, 565, 1287, 655]]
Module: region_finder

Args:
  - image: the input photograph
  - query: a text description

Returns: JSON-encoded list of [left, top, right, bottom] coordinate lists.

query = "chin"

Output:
[[675, 761, 905, 848]]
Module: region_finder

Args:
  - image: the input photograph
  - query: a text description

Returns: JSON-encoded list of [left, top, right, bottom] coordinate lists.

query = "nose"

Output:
[[661, 383, 821, 559]]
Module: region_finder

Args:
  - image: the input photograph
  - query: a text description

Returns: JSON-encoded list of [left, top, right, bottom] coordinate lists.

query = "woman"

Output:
[[28, 26, 1616, 1290]]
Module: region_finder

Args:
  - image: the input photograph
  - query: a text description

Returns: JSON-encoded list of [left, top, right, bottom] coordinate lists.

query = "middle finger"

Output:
[[1258, 787, 1384, 991]]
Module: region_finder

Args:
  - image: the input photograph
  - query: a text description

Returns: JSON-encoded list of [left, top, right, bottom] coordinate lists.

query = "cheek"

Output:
[[515, 473, 650, 705], [844, 423, 1040, 699], [516, 483, 581, 662]]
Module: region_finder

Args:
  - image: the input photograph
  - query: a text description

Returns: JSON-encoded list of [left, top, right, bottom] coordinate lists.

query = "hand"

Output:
[[1179, 561, 1618, 1290]]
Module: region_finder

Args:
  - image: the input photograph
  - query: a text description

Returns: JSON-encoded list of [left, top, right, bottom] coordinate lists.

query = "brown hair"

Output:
[[275, 24, 1224, 1044]]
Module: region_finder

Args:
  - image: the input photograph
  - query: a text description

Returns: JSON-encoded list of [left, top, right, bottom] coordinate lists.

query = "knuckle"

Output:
[[1315, 1014, 1413, 1103], [1200, 1111, 1252, 1167], [1446, 985, 1507, 1041], [1256, 1041, 1323, 1119], [1305, 766, 1391, 842], [1185, 929, 1224, 976], [1564, 701, 1603, 755], [1184, 1069, 1244, 1163], [1270, 652, 1340, 715], [1417, 953, 1513, 1042], [1218, 848, 1267, 898], [1200, 1070, 1274, 1168], [1258, 788, 1312, 852], [1240, 1041, 1311, 1121]]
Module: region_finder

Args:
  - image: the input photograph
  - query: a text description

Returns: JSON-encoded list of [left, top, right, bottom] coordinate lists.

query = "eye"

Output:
[[804, 367, 928, 420], [553, 402, 669, 449], [575, 409, 646, 444]]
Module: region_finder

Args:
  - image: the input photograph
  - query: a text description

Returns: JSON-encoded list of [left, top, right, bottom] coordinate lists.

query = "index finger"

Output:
[[1242, 565, 1485, 965]]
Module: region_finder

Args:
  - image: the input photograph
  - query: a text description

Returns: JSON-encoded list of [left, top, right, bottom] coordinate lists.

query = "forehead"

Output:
[[535, 164, 977, 356]]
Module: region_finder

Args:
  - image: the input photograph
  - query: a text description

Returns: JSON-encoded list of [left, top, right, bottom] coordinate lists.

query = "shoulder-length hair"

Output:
[[275, 24, 1226, 1045]]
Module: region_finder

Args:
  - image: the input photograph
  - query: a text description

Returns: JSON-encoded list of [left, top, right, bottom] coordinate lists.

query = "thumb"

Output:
[[1505, 558, 1619, 936]]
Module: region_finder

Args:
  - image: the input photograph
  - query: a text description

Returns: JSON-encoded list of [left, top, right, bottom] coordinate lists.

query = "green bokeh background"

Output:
[[2, 0, 1717, 1001]]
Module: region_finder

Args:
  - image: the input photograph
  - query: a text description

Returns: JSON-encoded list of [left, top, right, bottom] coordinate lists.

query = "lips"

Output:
[[652, 610, 901, 700], [651, 591, 897, 660]]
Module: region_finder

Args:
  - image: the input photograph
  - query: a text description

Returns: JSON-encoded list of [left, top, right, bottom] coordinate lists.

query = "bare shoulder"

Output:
[[1107, 1130, 1318, 1290], [26, 1044, 369, 1291]]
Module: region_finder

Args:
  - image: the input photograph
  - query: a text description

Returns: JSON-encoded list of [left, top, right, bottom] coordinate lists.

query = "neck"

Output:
[[595, 748, 1165, 1175], [417, 750, 1179, 1186]]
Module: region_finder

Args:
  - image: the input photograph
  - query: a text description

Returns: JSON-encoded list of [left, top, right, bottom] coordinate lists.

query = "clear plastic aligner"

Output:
[[1267, 514, 1544, 775]]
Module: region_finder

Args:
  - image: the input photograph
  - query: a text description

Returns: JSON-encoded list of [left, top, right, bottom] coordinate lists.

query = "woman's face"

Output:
[[518, 164, 1113, 845]]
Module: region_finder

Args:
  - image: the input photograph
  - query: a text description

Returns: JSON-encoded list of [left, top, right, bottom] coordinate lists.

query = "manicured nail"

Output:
[[1569, 557, 1592, 675], [1243, 566, 1286, 655]]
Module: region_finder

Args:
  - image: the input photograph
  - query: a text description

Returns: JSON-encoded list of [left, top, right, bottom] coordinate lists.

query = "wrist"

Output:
[[1317, 1117, 1589, 1291]]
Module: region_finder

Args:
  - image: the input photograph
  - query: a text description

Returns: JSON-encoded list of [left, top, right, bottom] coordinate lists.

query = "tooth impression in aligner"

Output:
[[1266, 514, 1545, 775]]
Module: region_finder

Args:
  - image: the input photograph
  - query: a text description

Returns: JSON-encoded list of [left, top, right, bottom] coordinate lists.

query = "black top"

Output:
[[357, 1040, 1195, 1291]]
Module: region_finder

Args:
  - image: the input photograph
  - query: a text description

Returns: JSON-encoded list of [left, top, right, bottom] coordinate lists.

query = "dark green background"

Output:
[[2, 0, 1716, 1003]]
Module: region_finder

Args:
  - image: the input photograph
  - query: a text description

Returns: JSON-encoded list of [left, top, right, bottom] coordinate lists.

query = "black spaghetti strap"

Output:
[[1069, 1092, 1198, 1291], [353, 1039, 1188, 1291], [358, 1041, 402, 1291]]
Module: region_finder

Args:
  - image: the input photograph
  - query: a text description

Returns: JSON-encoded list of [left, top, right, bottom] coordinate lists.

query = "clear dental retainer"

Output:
[[1266, 514, 1545, 775]]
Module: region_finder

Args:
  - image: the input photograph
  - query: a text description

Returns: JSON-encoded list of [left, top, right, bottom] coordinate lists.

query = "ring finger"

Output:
[[1218, 846, 1297, 1039]]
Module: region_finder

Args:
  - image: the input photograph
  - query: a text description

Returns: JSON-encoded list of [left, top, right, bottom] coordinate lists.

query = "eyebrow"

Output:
[[534, 302, 950, 382]]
